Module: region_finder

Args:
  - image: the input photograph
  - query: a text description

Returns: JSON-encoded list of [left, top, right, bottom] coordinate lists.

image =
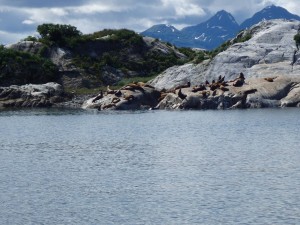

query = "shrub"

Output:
[[37, 23, 82, 47], [0, 47, 59, 86]]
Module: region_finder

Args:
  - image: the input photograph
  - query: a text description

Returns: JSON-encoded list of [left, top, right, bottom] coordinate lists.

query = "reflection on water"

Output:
[[0, 108, 300, 224]]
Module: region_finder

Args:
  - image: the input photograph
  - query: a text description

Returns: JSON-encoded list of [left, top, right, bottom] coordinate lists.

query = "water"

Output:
[[0, 108, 299, 225]]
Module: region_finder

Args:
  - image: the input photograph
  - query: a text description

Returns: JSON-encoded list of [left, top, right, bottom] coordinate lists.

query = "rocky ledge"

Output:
[[82, 74, 300, 110], [0, 83, 69, 108], [82, 83, 161, 110]]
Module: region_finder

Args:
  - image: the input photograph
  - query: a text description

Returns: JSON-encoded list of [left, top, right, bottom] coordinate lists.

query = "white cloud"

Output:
[[22, 19, 35, 25], [1, 0, 300, 44]]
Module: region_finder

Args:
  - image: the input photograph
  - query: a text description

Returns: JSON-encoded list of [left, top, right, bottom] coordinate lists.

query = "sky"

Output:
[[1, 0, 300, 44]]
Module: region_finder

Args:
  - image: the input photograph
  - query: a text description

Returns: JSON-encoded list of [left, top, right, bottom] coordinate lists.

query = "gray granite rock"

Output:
[[0, 83, 67, 108], [82, 83, 161, 110], [155, 75, 300, 110], [149, 19, 300, 90]]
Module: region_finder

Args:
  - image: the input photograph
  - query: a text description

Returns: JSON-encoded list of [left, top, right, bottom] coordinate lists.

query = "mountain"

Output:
[[141, 10, 239, 50], [240, 5, 300, 30], [181, 10, 240, 49], [141, 5, 300, 50], [140, 24, 182, 43]]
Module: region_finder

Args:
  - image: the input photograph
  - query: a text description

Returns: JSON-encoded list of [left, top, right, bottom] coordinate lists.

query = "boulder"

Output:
[[0, 83, 67, 108], [155, 75, 300, 110], [82, 83, 161, 110]]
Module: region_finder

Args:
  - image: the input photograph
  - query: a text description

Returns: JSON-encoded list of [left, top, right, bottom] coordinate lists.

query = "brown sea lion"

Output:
[[175, 81, 191, 90], [107, 85, 116, 94], [102, 103, 116, 110], [112, 97, 121, 104], [122, 84, 145, 93], [124, 94, 135, 102], [220, 85, 229, 92], [264, 77, 275, 82], [243, 89, 257, 95], [192, 85, 206, 93], [158, 93, 168, 102], [144, 84, 155, 89]]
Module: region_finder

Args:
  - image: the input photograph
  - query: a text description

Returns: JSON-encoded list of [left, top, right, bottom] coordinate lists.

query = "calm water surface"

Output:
[[0, 108, 299, 225]]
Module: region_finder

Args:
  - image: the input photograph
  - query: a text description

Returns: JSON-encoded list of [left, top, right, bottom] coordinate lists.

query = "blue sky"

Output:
[[0, 0, 299, 44]]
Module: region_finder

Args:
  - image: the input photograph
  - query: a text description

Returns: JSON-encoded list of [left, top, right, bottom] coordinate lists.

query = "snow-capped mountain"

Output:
[[181, 10, 240, 49], [240, 5, 300, 30], [141, 5, 300, 50], [141, 24, 182, 43]]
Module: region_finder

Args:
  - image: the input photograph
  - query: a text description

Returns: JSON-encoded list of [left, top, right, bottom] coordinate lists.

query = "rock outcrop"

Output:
[[149, 19, 300, 91], [0, 83, 68, 108], [155, 75, 300, 110], [6, 35, 187, 89], [82, 83, 161, 110]]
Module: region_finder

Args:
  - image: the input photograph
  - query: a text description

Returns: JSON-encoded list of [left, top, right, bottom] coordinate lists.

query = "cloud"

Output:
[[1, 0, 300, 44]]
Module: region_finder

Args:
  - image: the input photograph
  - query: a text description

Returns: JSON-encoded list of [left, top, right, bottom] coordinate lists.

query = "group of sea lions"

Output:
[[90, 82, 158, 110], [89, 72, 250, 110], [171, 72, 247, 100]]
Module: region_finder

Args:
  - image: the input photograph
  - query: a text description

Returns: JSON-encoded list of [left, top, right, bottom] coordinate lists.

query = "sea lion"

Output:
[[92, 90, 103, 103], [239, 72, 245, 79], [220, 75, 225, 83], [112, 97, 121, 104], [201, 90, 210, 98], [220, 85, 229, 92], [264, 77, 275, 82], [232, 72, 246, 87], [124, 94, 135, 102], [107, 85, 116, 94], [158, 93, 168, 102], [233, 79, 244, 87], [144, 84, 155, 89], [175, 81, 191, 90], [243, 89, 257, 95], [212, 90, 217, 96], [121, 84, 145, 93], [114, 90, 122, 97], [210, 83, 219, 91], [205, 80, 210, 85], [192, 85, 206, 93], [102, 103, 116, 110], [218, 75, 222, 82], [178, 89, 187, 100]]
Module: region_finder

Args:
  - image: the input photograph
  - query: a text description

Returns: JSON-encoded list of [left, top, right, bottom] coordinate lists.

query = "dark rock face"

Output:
[[0, 83, 67, 108]]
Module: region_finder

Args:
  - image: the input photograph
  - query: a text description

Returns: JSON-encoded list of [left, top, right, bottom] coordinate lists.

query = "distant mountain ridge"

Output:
[[141, 5, 300, 50]]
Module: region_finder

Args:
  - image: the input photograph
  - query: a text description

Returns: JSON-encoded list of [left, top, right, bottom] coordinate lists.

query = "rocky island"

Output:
[[2, 19, 300, 111]]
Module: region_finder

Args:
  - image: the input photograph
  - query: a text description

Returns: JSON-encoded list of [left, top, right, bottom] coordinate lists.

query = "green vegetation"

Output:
[[37, 23, 82, 47], [116, 75, 157, 87], [0, 46, 59, 86], [294, 33, 300, 49], [67, 28, 186, 83]]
